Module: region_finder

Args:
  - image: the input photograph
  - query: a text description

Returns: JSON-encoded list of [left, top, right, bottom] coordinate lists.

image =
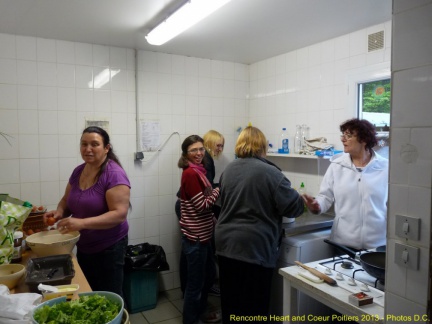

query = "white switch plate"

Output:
[[394, 242, 419, 270], [395, 214, 420, 240]]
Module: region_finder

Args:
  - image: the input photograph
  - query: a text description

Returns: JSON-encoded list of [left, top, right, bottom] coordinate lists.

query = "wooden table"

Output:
[[12, 249, 92, 298]]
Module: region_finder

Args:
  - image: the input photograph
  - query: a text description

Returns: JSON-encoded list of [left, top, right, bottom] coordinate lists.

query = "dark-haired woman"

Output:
[[303, 118, 388, 249], [44, 126, 130, 296], [178, 135, 220, 324]]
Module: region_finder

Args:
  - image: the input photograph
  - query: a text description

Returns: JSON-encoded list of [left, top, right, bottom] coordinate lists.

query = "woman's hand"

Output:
[[57, 216, 82, 233], [43, 210, 63, 224], [302, 193, 321, 214]]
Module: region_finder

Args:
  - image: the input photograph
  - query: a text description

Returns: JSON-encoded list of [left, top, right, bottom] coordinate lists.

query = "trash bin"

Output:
[[123, 243, 170, 314]]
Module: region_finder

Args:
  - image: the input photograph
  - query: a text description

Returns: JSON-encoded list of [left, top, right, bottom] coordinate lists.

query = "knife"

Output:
[[295, 261, 337, 286]]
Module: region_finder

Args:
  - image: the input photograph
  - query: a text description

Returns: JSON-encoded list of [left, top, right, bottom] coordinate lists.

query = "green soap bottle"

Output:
[[298, 182, 307, 213]]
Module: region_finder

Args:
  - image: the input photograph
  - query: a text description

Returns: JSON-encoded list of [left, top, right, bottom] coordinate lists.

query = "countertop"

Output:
[[279, 260, 384, 324], [11, 249, 92, 298], [283, 212, 334, 236]]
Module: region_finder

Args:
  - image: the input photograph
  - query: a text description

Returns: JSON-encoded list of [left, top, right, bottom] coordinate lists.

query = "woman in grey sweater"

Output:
[[215, 126, 304, 323]]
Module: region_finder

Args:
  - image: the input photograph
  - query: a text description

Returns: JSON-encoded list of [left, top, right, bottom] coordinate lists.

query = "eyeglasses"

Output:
[[340, 133, 355, 140], [188, 147, 205, 154]]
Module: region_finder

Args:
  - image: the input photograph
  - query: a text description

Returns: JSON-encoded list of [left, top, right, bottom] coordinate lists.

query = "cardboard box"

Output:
[[348, 292, 373, 306]]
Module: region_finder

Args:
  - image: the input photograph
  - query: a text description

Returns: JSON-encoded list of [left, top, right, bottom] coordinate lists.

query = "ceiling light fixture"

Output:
[[145, 0, 231, 46]]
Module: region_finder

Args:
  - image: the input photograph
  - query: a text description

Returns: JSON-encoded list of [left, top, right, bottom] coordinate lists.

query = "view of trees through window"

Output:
[[358, 78, 391, 158], [358, 78, 391, 129]]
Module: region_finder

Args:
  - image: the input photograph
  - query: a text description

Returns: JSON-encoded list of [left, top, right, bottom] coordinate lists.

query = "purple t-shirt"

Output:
[[67, 160, 131, 254]]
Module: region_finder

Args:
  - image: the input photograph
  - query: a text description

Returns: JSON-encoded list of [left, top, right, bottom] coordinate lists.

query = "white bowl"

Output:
[[283, 217, 296, 223], [26, 230, 80, 257], [0, 264, 25, 289]]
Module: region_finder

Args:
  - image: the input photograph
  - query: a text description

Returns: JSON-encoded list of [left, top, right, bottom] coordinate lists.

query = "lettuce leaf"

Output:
[[34, 294, 121, 324]]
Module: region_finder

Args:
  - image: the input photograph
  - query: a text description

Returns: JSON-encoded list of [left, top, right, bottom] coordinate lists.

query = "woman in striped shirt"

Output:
[[178, 135, 221, 324]]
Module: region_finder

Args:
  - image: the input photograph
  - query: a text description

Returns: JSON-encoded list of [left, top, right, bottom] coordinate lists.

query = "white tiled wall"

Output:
[[385, 1, 432, 322], [0, 34, 136, 206], [249, 21, 392, 195], [134, 51, 249, 289], [0, 33, 248, 291]]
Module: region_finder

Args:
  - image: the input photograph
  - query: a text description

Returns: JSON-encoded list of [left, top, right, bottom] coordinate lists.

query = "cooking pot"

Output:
[[324, 239, 386, 283]]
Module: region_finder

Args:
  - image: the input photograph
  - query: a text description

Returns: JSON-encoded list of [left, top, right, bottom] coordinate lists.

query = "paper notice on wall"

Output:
[[140, 120, 160, 152]]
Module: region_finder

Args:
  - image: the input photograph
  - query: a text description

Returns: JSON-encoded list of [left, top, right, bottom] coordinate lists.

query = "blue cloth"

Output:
[[182, 237, 216, 324]]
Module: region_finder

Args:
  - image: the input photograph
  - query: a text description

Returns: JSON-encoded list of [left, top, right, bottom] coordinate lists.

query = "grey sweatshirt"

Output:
[[215, 157, 304, 268]]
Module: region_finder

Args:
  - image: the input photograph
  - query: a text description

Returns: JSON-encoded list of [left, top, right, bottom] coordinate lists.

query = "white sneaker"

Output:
[[200, 309, 222, 323]]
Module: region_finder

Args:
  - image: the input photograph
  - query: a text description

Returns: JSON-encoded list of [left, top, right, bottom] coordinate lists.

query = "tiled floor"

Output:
[[129, 288, 221, 324]]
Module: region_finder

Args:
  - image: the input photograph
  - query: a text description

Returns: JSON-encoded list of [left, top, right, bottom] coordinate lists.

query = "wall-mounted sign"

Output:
[[140, 120, 160, 152], [85, 119, 110, 134]]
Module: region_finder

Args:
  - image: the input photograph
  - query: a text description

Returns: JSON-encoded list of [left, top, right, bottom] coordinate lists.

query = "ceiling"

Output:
[[0, 0, 392, 64]]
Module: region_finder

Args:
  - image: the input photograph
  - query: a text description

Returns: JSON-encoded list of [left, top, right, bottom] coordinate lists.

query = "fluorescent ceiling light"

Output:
[[146, 0, 231, 46], [89, 68, 120, 89]]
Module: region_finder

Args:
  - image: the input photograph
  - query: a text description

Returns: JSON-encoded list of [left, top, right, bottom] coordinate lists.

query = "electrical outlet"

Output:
[[395, 214, 420, 240], [394, 242, 419, 270]]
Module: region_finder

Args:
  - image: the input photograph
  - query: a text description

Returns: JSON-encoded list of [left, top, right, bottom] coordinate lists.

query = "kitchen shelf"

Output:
[[267, 153, 319, 159]]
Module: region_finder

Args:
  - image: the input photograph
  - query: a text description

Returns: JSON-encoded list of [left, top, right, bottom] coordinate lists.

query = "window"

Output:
[[358, 78, 391, 159], [358, 79, 391, 129]]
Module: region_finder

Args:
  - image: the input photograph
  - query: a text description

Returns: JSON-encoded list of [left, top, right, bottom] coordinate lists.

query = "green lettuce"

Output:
[[33, 294, 121, 324]]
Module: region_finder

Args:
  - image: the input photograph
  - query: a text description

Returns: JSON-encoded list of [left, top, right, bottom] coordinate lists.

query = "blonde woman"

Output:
[[215, 126, 304, 322], [203, 130, 225, 185]]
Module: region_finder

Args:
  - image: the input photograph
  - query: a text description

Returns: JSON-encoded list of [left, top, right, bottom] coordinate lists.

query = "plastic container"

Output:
[[278, 128, 289, 154], [12, 231, 23, 263], [298, 182, 306, 195], [40, 283, 80, 301], [294, 125, 302, 153], [123, 270, 158, 314], [25, 254, 75, 292], [298, 182, 308, 213]]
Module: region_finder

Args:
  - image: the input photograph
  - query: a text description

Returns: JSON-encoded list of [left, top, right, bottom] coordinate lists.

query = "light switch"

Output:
[[395, 214, 421, 240], [395, 242, 419, 270], [401, 250, 409, 262]]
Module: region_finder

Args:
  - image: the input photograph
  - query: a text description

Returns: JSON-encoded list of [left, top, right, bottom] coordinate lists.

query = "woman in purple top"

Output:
[[44, 126, 131, 296]]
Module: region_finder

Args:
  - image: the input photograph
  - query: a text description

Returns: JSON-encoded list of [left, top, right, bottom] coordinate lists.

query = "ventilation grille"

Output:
[[368, 31, 384, 52]]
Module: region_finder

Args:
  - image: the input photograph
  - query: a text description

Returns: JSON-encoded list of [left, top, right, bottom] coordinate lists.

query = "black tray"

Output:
[[25, 254, 75, 292]]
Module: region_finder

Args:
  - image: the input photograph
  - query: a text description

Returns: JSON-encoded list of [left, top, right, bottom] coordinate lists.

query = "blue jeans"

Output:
[[182, 237, 216, 324], [77, 235, 128, 298]]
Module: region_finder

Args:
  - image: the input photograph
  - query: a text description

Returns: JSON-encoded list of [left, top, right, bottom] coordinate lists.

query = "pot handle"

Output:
[[323, 239, 357, 259]]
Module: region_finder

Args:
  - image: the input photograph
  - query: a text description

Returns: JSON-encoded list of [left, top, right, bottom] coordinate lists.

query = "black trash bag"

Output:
[[125, 243, 170, 272]]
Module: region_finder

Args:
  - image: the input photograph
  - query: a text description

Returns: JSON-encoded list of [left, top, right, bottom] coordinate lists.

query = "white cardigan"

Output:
[[316, 151, 389, 249]]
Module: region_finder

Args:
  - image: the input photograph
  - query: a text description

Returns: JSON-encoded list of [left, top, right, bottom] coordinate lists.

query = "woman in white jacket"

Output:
[[303, 118, 388, 249]]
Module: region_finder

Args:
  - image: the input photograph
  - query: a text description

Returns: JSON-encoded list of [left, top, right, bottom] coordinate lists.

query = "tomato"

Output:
[[38, 206, 44, 211], [46, 217, 56, 226]]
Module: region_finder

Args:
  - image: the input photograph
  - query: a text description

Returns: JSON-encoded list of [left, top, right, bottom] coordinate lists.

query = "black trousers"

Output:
[[77, 235, 128, 298], [218, 255, 273, 324]]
